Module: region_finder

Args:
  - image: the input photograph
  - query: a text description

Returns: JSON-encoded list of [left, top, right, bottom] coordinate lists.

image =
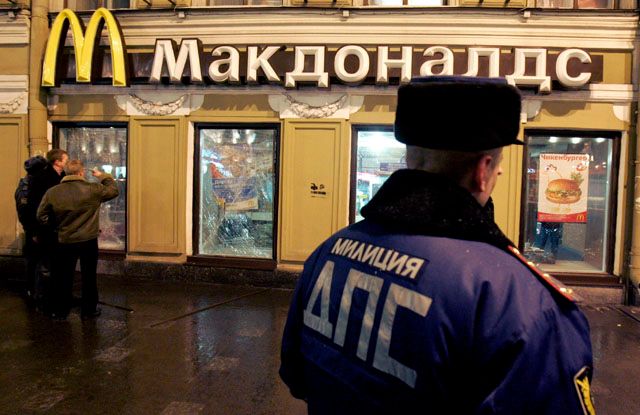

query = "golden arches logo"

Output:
[[42, 8, 127, 87]]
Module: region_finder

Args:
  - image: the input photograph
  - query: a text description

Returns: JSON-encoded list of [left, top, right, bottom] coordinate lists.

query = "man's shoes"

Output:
[[81, 308, 102, 319]]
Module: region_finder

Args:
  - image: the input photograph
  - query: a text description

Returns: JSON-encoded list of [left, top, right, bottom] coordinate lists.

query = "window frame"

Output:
[[190, 123, 281, 270], [518, 129, 621, 284], [53, 121, 129, 257]]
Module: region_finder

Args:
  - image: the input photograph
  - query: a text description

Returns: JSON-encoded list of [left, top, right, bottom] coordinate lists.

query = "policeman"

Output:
[[280, 76, 595, 415]]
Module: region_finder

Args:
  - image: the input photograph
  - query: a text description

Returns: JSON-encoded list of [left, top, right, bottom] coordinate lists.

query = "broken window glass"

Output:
[[58, 125, 127, 251], [198, 127, 277, 258]]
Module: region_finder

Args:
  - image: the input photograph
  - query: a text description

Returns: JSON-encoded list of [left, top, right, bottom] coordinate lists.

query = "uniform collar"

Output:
[[360, 169, 514, 251], [60, 175, 86, 183]]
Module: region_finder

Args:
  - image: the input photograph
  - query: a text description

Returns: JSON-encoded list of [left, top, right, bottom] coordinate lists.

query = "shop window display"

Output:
[[58, 126, 127, 251], [522, 134, 616, 273], [197, 128, 277, 259], [353, 130, 406, 222]]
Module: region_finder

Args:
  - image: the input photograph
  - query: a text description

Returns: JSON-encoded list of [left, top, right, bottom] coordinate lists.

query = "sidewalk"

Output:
[[0, 277, 638, 415]]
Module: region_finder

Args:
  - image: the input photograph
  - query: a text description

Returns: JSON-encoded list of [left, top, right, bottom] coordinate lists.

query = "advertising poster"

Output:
[[212, 177, 259, 211], [537, 153, 589, 223]]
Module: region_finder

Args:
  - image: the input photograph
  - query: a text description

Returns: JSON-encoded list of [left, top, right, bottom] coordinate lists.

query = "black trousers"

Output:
[[24, 230, 39, 298], [24, 231, 53, 307], [52, 239, 99, 317]]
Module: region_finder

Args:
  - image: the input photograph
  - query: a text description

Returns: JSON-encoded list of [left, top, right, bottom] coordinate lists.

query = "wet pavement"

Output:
[[0, 278, 639, 415]]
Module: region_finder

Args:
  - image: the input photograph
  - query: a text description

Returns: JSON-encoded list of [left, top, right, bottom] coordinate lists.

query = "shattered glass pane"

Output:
[[198, 128, 276, 258], [354, 130, 406, 222], [59, 126, 127, 251]]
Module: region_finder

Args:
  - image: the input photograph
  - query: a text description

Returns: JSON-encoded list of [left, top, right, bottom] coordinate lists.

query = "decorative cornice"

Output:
[[0, 93, 24, 114], [129, 94, 186, 115], [284, 93, 347, 118], [0, 16, 30, 45], [613, 104, 631, 122], [521, 84, 635, 103], [269, 92, 364, 119], [114, 92, 204, 115], [111, 9, 638, 50], [0, 76, 28, 114]]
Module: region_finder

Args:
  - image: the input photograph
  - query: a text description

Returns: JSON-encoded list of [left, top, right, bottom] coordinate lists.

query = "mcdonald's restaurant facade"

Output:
[[1, 4, 639, 292]]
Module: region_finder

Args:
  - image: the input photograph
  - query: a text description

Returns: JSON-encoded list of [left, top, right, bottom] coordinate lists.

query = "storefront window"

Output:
[[366, 0, 444, 5], [205, 0, 282, 5], [196, 127, 277, 259], [58, 125, 127, 251], [49, 0, 132, 11], [535, 0, 613, 8], [521, 133, 616, 274], [352, 129, 406, 222]]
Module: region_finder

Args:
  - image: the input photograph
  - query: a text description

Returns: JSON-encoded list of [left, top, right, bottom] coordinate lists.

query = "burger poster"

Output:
[[537, 153, 589, 223]]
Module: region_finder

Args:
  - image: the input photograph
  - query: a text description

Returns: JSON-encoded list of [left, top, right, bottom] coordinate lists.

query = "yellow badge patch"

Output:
[[574, 366, 596, 415]]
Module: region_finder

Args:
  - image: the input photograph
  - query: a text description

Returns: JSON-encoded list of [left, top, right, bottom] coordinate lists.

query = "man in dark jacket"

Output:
[[37, 159, 119, 320], [23, 149, 68, 307], [280, 77, 595, 415]]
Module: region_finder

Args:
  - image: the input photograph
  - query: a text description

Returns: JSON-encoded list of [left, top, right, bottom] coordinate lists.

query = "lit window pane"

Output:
[[536, 0, 573, 7], [368, 0, 443, 4], [354, 130, 406, 222], [408, 0, 444, 5], [59, 126, 127, 251], [577, 0, 611, 7], [368, 0, 403, 5], [198, 128, 276, 258], [522, 134, 615, 273]]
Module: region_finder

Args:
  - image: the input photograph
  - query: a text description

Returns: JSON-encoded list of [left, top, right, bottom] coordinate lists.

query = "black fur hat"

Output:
[[394, 76, 523, 152]]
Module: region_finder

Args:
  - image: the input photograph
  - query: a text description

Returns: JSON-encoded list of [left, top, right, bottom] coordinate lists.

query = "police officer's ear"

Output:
[[472, 154, 495, 193], [469, 153, 501, 207]]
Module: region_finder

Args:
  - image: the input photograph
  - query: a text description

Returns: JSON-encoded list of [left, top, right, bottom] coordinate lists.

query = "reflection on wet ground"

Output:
[[0, 278, 304, 415], [0, 278, 638, 414]]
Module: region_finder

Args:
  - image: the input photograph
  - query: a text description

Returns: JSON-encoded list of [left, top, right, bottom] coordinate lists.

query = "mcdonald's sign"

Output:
[[42, 8, 127, 87]]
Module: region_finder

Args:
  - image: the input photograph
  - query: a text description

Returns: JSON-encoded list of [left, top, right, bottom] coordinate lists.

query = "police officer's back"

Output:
[[280, 77, 595, 415]]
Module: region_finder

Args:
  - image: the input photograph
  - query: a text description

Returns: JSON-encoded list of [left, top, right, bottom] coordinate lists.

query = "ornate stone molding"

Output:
[[284, 93, 346, 119], [130, 94, 186, 116], [0, 93, 25, 114], [269, 93, 364, 119], [114, 92, 204, 116], [521, 99, 542, 123], [0, 75, 28, 115], [613, 104, 631, 122]]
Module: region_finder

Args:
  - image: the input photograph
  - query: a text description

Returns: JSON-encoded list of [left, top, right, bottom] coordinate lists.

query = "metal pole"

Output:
[[27, 0, 49, 156]]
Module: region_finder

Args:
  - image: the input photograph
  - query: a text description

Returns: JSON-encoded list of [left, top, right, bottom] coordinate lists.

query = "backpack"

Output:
[[15, 155, 48, 227]]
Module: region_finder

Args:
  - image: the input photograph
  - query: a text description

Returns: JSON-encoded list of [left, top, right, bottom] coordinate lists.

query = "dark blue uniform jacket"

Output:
[[280, 169, 594, 415]]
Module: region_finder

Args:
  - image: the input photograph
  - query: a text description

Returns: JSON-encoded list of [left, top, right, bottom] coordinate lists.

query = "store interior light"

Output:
[[595, 137, 606, 143], [360, 131, 405, 153], [548, 137, 558, 143], [571, 137, 582, 144]]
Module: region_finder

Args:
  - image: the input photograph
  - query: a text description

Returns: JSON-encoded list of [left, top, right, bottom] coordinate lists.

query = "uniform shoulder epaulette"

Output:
[[506, 246, 579, 303]]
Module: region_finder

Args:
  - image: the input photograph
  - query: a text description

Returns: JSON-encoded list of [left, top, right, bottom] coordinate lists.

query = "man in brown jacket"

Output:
[[37, 159, 119, 320]]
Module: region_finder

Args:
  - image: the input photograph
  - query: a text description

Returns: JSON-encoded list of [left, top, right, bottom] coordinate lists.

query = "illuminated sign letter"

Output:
[[42, 8, 127, 87]]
